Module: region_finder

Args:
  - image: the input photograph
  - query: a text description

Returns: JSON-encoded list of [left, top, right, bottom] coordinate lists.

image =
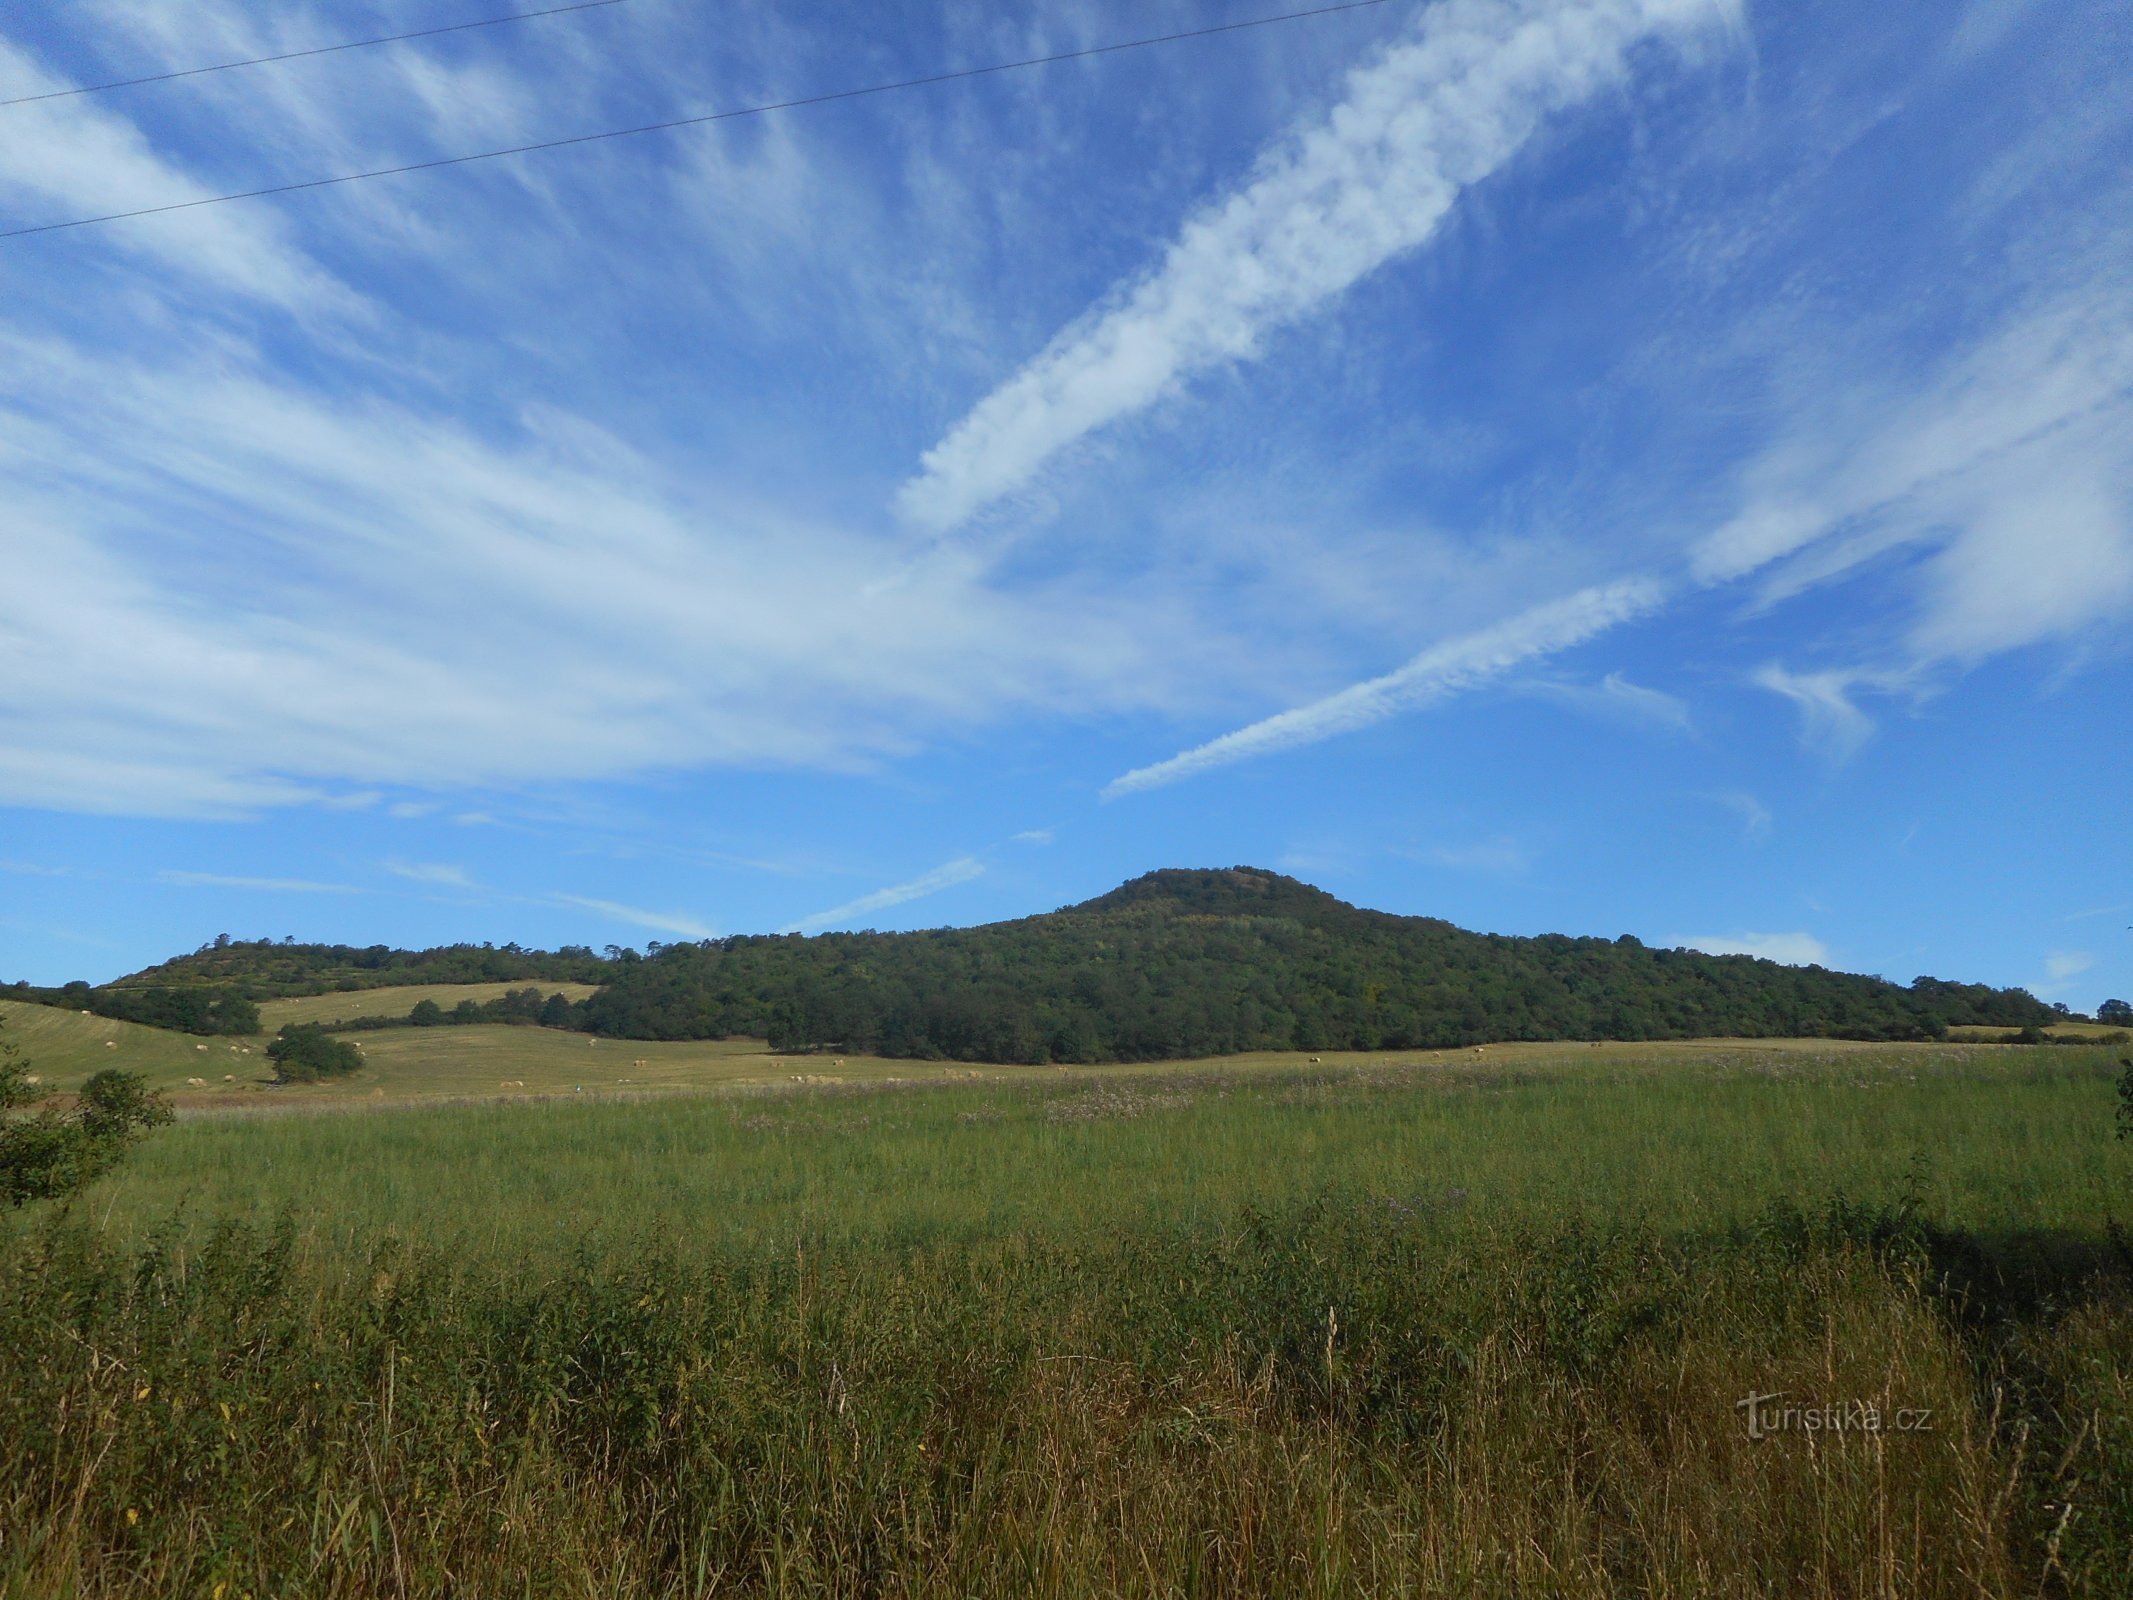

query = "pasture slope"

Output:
[[0, 997, 262, 1093]]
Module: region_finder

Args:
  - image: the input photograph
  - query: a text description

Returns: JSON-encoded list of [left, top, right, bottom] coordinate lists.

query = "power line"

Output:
[[0, 0, 1394, 242], [1, 0, 633, 109]]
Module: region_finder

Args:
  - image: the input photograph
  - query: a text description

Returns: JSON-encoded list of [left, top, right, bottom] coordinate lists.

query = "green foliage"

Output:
[[1, 1177, 2125, 1594], [2117, 1058, 2133, 1142], [265, 1023, 365, 1083], [0, 1020, 172, 1208], [579, 866, 2055, 1061], [2100, 998, 2133, 1026], [112, 937, 612, 997]]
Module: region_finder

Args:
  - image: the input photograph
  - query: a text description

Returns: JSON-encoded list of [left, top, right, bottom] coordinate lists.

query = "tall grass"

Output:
[[3, 1047, 2128, 1596]]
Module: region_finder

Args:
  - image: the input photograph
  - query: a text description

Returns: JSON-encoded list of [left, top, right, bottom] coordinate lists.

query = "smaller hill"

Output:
[[109, 938, 611, 998]]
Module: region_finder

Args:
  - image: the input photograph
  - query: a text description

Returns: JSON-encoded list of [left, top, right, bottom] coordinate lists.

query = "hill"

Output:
[[575, 866, 2053, 1060], [2, 939, 616, 1036], [107, 937, 612, 996]]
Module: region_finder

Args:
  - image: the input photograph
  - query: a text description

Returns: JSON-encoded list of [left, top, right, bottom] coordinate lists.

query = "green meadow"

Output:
[[3, 1041, 2130, 1596]]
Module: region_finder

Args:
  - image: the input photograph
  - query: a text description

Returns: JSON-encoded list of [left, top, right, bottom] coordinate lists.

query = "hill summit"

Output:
[[1069, 866, 1366, 923]]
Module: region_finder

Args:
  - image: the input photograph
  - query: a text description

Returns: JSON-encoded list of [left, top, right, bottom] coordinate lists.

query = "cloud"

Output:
[[0, 337, 1202, 818], [1752, 666, 1885, 759], [0, 35, 358, 317], [1707, 790, 1772, 839], [1105, 577, 1664, 795], [1524, 671, 1693, 734], [1680, 931, 1831, 966], [784, 856, 985, 932], [897, 0, 1734, 532], [1105, 259, 2133, 801], [2064, 903, 2132, 922], [1424, 837, 1530, 873], [1694, 284, 2133, 670], [2044, 950, 2094, 983], [0, 859, 68, 877], [385, 861, 477, 890], [157, 870, 363, 893], [1012, 829, 1054, 845], [548, 894, 715, 941]]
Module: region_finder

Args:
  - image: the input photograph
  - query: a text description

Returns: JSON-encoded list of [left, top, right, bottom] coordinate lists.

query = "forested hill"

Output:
[[101, 938, 608, 998], [578, 867, 2053, 1061]]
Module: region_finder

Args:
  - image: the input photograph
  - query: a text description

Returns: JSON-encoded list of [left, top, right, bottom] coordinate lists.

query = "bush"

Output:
[[0, 1021, 172, 1207], [266, 1023, 365, 1083]]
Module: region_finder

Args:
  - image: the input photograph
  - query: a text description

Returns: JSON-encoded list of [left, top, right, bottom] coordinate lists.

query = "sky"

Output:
[[0, 0, 2128, 1009]]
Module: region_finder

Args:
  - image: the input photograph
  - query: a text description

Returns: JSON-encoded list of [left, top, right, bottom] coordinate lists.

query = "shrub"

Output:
[[0, 1020, 172, 1207], [267, 1022, 365, 1083]]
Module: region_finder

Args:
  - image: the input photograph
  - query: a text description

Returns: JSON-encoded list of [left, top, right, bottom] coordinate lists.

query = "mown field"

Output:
[[254, 981, 603, 1032], [3, 1034, 2129, 1596], [0, 997, 265, 1090]]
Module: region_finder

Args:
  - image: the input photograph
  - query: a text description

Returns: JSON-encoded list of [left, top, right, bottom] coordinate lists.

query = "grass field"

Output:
[[0, 996, 266, 1091], [3, 1036, 2131, 1596]]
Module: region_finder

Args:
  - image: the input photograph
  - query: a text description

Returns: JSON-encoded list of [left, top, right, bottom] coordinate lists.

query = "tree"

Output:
[[2100, 999, 2132, 1026], [267, 1023, 365, 1083], [539, 991, 576, 1028], [0, 1020, 172, 1207], [408, 999, 445, 1027]]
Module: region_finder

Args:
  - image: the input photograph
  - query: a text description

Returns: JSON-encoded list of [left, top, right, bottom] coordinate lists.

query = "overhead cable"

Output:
[[1, 0, 633, 109], [0, 0, 1394, 241]]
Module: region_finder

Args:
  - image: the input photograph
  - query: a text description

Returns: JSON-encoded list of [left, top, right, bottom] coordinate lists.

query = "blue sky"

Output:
[[1, 0, 2128, 1008]]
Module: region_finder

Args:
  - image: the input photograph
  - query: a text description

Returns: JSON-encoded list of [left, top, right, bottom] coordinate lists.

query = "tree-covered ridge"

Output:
[[576, 867, 2054, 1061], [102, 937, 613, 998]]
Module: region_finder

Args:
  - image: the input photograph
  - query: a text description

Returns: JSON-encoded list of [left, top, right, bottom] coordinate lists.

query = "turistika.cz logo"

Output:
[[1736, 1391, 1935, 1440]]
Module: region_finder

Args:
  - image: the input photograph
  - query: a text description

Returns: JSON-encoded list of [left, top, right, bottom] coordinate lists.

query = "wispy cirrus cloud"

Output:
[[1751, 666, 1889, 759], [897, 0, 1736, 532], [2045, 950, 2094, 984], [158, 870, 363, 893], [1707, 791, 1773, 839], [1105, 577, 1664, 796], [0, 859, 68, 877], [548, 894, 715, 941], [783, 856, 985, 933], [1701, 277, 2133, 718], [1523, 671, 1693, 734], [1423, 837, 1531, 874], [385, 861, 477, 890], [0, 336, 1205, 818]]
